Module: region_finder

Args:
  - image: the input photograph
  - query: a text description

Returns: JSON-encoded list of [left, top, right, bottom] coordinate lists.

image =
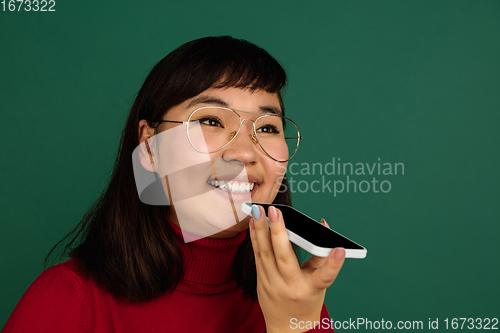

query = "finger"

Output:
[[251, 205, 281, 279], [301, 254, 329, 270], [321, 218, 330, 228], [310, 247, 345, 290], [248, 217, 270, 286], [268, 207, 301, 282]]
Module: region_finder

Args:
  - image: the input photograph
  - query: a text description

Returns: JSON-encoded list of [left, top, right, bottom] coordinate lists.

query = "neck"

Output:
[[166, 217, 248, 294]]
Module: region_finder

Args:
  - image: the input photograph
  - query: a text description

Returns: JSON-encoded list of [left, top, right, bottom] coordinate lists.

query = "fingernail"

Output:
[[249, 218, 255, 230], [268, 206, 279, 223], [251, 204, 261, 219], [334, 248, 345, 262]]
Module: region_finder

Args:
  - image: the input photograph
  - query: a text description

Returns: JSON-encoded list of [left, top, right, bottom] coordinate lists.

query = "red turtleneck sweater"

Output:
[[2, 219, 335, 332]]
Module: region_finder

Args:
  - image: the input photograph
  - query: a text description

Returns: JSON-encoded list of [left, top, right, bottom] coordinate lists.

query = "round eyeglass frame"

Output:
[[155, 106, 303, 163]]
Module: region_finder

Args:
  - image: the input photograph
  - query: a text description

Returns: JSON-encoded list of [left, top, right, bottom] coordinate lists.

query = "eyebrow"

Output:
[[187, 95, 282, 115]]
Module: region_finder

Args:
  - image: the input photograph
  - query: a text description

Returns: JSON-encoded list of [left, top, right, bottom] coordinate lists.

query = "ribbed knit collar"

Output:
[[166, 217, 248, 295]]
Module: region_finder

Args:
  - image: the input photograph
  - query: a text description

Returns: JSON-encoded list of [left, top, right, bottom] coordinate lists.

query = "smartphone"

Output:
[[241, 202, 367, 259]]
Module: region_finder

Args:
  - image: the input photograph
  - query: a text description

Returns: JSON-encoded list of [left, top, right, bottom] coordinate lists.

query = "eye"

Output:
[[198, 117, 224, 128], [256, 124, 280, 134]]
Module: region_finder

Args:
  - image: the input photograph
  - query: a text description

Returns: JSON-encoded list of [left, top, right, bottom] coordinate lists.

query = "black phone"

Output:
[[242, 202, 367, 259]]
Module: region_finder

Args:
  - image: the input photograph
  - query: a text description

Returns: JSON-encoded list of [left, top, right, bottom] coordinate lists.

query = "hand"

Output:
[[248, 205, 345, 333]]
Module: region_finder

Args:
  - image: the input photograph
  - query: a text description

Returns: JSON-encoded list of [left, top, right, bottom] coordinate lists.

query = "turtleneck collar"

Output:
[[166, 217, 248, 295]]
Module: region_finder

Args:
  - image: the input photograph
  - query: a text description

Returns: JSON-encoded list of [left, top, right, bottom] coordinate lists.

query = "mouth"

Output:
[[206, 179, 257, 194], [205, 170, 261, 197]]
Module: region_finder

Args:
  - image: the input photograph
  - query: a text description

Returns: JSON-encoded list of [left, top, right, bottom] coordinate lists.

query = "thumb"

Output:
[[310, 247, 345, 289]]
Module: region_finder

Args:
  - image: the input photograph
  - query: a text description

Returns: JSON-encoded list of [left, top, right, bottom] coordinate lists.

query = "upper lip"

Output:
[[207, 174, 261, 184]]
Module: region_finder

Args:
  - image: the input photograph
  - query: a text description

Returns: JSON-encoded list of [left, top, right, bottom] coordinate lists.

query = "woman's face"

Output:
[[149, 87, 288, 239]]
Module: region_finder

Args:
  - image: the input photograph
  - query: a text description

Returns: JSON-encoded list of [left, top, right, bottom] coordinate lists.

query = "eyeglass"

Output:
[[155, 106, 302, 162]]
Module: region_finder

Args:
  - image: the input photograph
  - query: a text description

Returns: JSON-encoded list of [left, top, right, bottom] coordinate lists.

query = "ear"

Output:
[[138, 119, 156, 172]]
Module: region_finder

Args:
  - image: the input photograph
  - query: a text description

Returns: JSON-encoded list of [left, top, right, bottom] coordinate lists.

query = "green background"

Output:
[[1, 0, 499, 331]]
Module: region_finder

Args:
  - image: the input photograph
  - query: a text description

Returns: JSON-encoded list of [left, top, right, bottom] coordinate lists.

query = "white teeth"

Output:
[[208, 179, 255, 193]]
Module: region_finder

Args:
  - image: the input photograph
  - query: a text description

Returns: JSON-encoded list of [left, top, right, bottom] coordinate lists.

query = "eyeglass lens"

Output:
[[186, 108, 299, 162]]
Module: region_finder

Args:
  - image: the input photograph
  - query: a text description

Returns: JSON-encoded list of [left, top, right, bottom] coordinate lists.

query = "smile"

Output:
[[207, 180, 256, 193]]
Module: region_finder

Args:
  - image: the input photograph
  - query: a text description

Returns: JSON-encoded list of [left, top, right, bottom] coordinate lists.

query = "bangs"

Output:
[[146, 36, 288, 123], [212, 58, 287, 94], [173, 36, 286, 98], [188, 36, 286, 94]]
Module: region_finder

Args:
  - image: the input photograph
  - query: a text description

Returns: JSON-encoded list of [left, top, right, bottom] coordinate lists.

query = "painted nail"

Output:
[[251, 204, 261, 219], [334, 248, 345, 262], [268, 206, 279, 223]]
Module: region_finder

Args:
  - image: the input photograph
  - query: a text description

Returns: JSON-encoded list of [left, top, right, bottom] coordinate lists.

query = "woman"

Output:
[[2, 36, 345, 333]]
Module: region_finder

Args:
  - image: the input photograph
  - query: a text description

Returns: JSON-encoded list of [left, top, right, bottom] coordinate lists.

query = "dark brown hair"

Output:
[[44, 36, 295, 302]]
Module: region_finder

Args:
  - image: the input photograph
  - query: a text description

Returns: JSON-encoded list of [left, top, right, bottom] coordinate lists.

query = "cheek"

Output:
[[264, 161, 288, 192]]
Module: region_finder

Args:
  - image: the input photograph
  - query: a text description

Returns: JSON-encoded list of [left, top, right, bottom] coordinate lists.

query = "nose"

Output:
[[220, 119, 260, 164], [241, 118, 260, 144]]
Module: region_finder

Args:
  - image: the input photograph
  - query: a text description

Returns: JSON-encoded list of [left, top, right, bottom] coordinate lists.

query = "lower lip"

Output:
[[206, 182, 258, 202]]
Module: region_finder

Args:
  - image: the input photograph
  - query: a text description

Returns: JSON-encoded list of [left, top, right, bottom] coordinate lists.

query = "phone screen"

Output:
[[249, 203, 365, 250]]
